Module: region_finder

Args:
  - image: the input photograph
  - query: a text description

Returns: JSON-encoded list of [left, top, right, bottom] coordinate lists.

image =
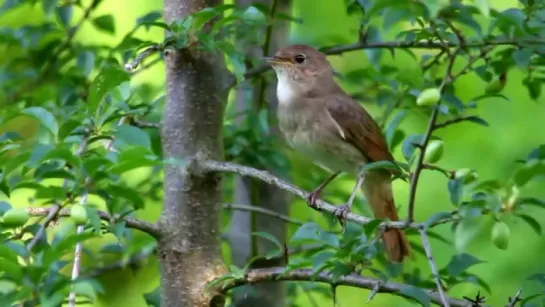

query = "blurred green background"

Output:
[[2, 0, 545, 306]]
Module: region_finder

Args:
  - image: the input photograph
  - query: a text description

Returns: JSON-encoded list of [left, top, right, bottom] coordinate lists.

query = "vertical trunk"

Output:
[[227, 1, 292, 306], [160, 0, 227, 306]]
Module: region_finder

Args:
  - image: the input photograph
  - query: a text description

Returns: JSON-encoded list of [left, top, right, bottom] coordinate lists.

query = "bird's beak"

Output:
[[261, 56, 288, 65]]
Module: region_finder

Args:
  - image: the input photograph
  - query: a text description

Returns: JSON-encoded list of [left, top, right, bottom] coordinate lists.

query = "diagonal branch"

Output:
[[218, 267, 484, 307], [237, 37, 545, 86], [200, 160, 457, 230], [25, 207, 161, 238], [420, 229, 450, 307]]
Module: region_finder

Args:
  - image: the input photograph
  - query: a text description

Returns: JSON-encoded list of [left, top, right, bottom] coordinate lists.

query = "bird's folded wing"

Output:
[[325, 95, 395, 164]]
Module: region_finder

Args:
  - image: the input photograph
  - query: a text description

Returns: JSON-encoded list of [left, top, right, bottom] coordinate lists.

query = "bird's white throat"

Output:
[[274, 68, 297, 105]]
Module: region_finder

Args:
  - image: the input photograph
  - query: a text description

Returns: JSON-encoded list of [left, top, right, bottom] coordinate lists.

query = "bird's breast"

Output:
[[277, 104, 366, 174]]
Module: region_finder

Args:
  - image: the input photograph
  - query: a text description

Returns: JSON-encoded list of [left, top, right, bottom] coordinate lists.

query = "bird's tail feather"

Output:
[[361, 171, 410, 262]]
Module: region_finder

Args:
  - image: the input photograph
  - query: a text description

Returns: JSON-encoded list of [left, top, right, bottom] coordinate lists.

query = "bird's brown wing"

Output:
[[324, 94, 395, 164]]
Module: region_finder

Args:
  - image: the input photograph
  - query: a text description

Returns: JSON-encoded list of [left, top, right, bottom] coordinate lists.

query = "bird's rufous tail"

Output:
[[361, 171, 410, 262]]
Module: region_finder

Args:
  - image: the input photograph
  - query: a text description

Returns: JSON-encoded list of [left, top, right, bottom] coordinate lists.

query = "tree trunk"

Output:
[[159, 0, 228, 306], [227, 1, 292, 306]]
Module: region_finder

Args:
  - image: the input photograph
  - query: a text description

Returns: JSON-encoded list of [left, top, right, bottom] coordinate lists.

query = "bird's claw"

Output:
[[306, 190, 321, 210], [334, 204, 351, 227]]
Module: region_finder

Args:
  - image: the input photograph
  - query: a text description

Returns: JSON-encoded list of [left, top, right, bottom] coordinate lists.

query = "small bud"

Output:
[[491, 221, 510, 250], [417, 88, 441, 106], [424, 140, 444, 164]]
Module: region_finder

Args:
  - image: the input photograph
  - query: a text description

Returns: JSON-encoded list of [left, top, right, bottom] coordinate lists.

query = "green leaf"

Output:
[[252, 231, 283, 252], [143, 287, 161, 307], [402, 134, 424, 161], [106, 184, 145, 209], [55, 5, 73, 28], [513, 48, 533, 67], [517, 214, 542, 235], [22, 107, 59, 137], [42, 0, 57, 16], [92, 15, 115, 34], [114, 125, 151, 149], [35, 185, 66, 199], [399, 285, 430, 307], [41, 146, 81, 168], [0, 258, 23, 282], [424, 212, 453, 229], [363, 160, 402, 173], [290, 223, 339, 248], [473, 0, 489, 17], [88, 67, 131, 113], [447, 178, 464, 206], [71, 280, 103, 302], [77, 51, 95, 77], [445, 253, 484, 277]]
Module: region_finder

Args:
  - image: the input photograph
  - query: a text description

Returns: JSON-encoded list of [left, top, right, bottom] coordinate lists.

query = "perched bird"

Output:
[[263, 44, 410, 262]]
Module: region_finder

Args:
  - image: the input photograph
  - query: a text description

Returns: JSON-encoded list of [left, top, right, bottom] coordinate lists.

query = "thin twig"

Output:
[[67, 190, 89, 307], [223, 203, 304, 226], [420, 229, 450, 307], [505, 288, 523, 307], [433, 116, 484, 130], [25, 207, 160, 238], [406, 105, 440, 223], [219, 267, 481, 307], [124, 46, 161, 72]]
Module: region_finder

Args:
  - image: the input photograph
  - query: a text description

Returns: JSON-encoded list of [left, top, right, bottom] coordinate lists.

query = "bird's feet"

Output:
[[334, 203, 351, 227], [306, 190, 322, 211]]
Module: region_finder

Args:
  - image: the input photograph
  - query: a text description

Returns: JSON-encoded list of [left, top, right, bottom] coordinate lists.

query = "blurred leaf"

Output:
[[92, 15, 116, 34], [252, 231, 283, 254], [114, 125, 151, 149], [516, 214, 542, 235], [473, 0, 490, 17], [402, 134, 424, 162], [143, 287, 160, 307], [88, 67, 131, 113], [42, 0, 57, 16], [444, 253, 484, 277], [22, 107, 59, 137], [363, 160, 402, 173], [290, 223, 339, 248], [424, 212, 453, 229], [399, 285, 430, 307], [447, 178, 464, 206], [513, 48, 533, 67]]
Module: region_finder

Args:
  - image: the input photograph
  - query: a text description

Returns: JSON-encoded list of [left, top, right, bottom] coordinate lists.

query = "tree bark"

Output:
[[227, 1, 292, 306], [159, 0, 228, 306]]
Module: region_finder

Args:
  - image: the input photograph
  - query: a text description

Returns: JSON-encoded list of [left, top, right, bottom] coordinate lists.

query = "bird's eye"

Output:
[[294, 54, 306, 64]]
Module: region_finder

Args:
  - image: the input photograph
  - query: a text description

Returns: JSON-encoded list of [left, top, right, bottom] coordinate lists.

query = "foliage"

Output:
[[0, 0, 544, 306]]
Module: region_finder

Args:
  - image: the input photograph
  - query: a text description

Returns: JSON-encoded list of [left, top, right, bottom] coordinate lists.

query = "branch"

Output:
[[201, 160, 428, 230], [223, 203, 304, 226], [218, 267, 482, 307], [124, 46, 161, 72], [407, 46, 490, 223], [238, 37, 545, 85], [420, 229, 450, 307], [25, 207, 160, 238], [433, 116, 484, 130], [506, 288, 523, 307]]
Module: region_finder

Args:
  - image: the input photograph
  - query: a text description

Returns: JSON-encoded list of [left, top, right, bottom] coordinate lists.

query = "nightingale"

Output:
[[263, 44, 410, 262]]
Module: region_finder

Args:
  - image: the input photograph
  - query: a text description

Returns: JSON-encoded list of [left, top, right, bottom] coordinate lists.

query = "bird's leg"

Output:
[[306, 172, 340, 209], [335, 169, 366, 226]]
